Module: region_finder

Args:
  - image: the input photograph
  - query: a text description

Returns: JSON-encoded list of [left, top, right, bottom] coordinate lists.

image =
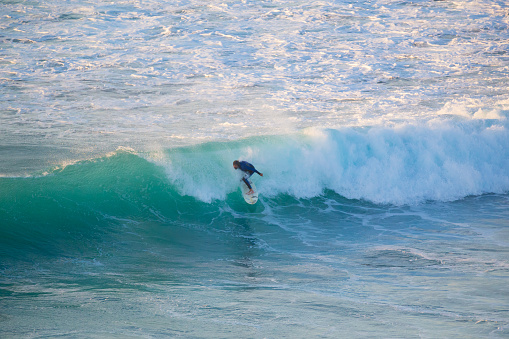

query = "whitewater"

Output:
[[1, 0, 509, 338]]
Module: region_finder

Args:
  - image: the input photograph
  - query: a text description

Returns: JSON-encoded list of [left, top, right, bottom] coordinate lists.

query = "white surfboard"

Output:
[[240, 179, 258, 204]]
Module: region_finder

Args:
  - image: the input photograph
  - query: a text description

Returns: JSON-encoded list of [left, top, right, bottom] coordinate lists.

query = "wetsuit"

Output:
[[237, 161, 261, 190]]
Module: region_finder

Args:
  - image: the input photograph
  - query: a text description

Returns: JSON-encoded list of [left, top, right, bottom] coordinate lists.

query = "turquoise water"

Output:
[[1, 0, 509, 337], [2, 136, 509, 337]]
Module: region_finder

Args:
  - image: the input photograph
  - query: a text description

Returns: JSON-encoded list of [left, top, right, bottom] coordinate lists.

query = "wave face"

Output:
[[2, 122, 508, 214], [2, 122, 508, 257]]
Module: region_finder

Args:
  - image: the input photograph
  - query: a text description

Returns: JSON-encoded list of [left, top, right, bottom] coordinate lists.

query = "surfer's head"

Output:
[[233, 160, 240, 169]]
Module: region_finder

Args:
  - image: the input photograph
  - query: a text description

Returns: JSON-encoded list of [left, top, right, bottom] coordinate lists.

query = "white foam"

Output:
[[146, 118, 509, 205]]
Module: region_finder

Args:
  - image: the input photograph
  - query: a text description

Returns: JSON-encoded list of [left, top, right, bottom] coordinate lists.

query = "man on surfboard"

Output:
[[233, 160, 263, 195]]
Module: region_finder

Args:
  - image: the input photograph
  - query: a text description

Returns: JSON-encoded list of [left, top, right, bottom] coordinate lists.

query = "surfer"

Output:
[[233, 160, 263, 195]]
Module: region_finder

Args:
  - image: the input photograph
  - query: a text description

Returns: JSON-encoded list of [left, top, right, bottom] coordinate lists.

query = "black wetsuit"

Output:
[[237, 161, 261, 190]]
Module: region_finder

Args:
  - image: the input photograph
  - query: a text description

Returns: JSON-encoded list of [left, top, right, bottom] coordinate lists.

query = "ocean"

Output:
[[1, 0, 509, 337]]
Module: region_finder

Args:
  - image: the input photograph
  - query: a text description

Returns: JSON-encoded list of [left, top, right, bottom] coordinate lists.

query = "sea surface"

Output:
[[1, 0, 509, 337]]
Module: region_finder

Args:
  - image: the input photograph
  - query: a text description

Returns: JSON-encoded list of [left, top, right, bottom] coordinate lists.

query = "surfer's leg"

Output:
[[242, 177, 252, 190]]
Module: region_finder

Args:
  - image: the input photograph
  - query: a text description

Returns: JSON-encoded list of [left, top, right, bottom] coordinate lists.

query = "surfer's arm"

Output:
[[253, 168, 262, 176], [239, 162, 263, 176], [245, 164, 262, 176]]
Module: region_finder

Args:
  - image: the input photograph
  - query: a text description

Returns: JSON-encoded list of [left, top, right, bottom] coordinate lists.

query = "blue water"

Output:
[[1, 0, 509, 337]]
